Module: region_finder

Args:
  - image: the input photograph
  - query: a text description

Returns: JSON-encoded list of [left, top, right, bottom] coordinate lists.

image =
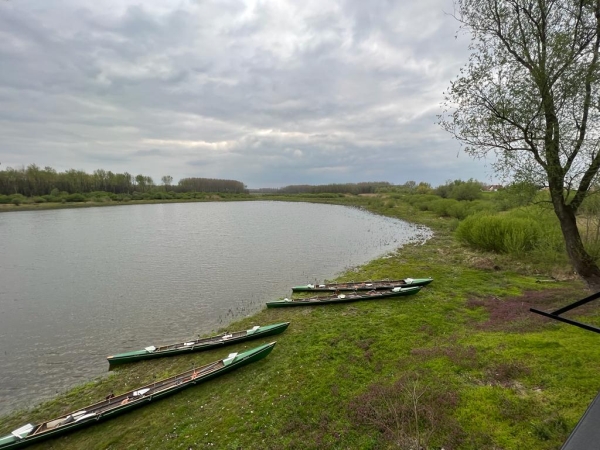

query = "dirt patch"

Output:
[[465, 288, 585, 332], [484, 360, 532, 388], [469, 257, 501, 271], [348, 371, 465, 449]]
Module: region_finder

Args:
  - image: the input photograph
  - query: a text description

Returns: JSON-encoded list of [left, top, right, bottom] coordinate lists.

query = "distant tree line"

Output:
[[277, 182, 392, 195], [0, 165, 247, 196], [178, 177, 245, 194]]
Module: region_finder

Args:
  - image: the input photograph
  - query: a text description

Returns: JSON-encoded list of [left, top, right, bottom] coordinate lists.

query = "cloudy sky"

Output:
[[0, 0, 495, 188]]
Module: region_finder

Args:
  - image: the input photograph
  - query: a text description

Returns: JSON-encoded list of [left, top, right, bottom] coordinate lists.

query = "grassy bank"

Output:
[[1, 196, 597, 449]]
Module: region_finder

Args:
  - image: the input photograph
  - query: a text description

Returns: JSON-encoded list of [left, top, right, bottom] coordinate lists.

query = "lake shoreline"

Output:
[[0, 195, 592, 449], [0, 196, 253, 213], [0, 200, 422, 419]]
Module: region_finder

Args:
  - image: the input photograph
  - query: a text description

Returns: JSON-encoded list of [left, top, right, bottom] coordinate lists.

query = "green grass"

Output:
[[0, 195, 597, 449]]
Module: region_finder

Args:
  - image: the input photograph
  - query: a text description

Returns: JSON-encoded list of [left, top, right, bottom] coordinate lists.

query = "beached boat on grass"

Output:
[[0, 342, 276, 450], [266, 286, 422, 307], [107, 322, 289, 367], [292, 277, 433, 292]]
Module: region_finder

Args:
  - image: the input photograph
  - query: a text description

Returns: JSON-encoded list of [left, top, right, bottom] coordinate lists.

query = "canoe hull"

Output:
[[266, 286, 422, 308], [292, 278, 433, 292], [107, 322, 289, 367], [0, 342, 276, 450]]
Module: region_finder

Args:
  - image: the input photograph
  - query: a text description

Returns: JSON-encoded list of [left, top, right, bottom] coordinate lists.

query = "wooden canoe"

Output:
[[266, 286, 422, 308], [292, 277, 433, 292], [0, 342, 276, 450], [107, 322, 289, 367]]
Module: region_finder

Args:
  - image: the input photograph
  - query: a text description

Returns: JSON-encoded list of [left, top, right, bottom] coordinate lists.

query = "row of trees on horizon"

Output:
[[0, 165, 498, 198], [0, 165, 246, 196]]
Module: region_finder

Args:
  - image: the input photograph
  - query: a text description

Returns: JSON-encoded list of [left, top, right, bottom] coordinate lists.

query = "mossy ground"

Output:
[[1, 196, 597, 449]]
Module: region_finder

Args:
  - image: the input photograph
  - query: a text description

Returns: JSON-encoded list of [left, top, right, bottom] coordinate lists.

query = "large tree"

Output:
[[440, 0, 600, 290]]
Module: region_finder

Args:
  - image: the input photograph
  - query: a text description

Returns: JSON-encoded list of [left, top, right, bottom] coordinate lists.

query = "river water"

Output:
[[0, 201, 431, 415]]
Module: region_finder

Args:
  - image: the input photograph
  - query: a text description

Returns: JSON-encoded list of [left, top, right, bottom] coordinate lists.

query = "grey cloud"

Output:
[[132, 148, 165, 157], [0, 0, 491, 188]]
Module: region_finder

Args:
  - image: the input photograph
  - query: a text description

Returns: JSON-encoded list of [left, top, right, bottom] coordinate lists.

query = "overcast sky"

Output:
[[0, 0, 495, 188]]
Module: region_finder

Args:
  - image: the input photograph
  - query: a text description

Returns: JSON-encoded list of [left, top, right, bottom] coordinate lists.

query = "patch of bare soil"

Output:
[[469, 256, 501, 271], [465, 288, 586, 332]]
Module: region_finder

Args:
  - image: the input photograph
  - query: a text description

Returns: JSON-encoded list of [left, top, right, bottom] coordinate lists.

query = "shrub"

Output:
[[415, 182, 433, 194], [435, 179, 483, 201], [428, 198, 455, 217], [65, 193, 86, 202], [447, 200, 466, 218], [150, 191, 173, 200], [9, 194, 27, 206], [495, 181, 542, 210], [405, 194, 439, 206], [450, 181, 482, 201], [406, 195, 439, 212], [456, 213, 542, 254], [466, 199, 499, 215]]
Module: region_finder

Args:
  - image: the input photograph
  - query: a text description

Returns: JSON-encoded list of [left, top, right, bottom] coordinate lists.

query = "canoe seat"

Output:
[[223, 352, 238, 366], [12, 424, 34, 438], [45, 419, 64, 430]]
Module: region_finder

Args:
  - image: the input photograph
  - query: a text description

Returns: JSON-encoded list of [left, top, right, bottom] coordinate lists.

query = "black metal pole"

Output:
[[550, 290, 600, 316], [530, 307, 600, 334]]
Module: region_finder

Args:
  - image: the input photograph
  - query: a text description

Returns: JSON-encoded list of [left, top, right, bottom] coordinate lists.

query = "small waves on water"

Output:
[[0, 201, 431, 415]]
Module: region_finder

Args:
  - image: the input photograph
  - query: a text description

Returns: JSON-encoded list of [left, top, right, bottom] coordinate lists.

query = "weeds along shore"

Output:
[[1, 193, 596, 449]]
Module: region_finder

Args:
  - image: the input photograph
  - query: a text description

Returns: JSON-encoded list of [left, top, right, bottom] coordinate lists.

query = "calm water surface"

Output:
[[0, 201, 431, 415]]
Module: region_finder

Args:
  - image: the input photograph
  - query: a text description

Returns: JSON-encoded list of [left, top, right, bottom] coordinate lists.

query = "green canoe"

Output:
[[266, 286, 422, 308], [292, 277, 433, 292], [0, 342, 276, 450], [107, 322, 289, 367]]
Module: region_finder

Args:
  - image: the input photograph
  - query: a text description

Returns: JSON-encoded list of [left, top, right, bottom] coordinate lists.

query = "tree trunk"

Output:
[[552, 197, 600, 292]]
